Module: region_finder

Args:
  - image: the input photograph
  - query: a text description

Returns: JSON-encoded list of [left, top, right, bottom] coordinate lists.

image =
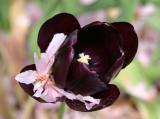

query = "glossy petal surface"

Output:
[[111, 22, 138, 68], [73, 23, 123, 82], [38, 13, 80, 52], [66, 84, 120, 112], [51, 31, 78, 88], [104, 54, 124, 83], [66, 59, 107, 96]]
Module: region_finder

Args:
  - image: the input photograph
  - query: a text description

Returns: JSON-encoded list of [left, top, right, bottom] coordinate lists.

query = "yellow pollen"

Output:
[[77, 53, 91, 65], [37, 74, 48, 81], [36, 74, 54, 85]]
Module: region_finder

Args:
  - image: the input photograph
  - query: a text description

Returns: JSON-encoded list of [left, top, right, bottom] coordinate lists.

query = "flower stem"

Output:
[[57, 103, 65, 119]]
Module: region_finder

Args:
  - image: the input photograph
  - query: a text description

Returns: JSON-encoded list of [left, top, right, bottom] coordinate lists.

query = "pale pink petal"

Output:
[[41, 90, 57, 102], [82, 96, 100, 104], [15, 70, 37, 84], [34, 52, 48, 73], [46, 33, 67, 58], [33, 81, 43, 92], [40, 86, 63, 102], [84, 102, 95, 110], [44, 33, 67, 73], [44, 58, 55, 75], [34, 33, 66, 74], [59, 89, 76, 100], [55, 87, 100, 110], [33, 87, 44, 97]]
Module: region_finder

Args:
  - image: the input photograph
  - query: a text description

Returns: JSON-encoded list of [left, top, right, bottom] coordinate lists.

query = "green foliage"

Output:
[[146, 11, 160, 31], [137, 98, 160, 119], [144, 40, 160, 81], [114, 60, 148, 89], [0, 0, 10, 31], [118, 0, 139, 21]]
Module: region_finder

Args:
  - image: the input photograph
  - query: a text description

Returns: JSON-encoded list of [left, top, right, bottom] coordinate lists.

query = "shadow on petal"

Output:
[[66, 59, 106, 96], [65, 84, 120, 112], [105, 54, 125, 83], [52, 31, 78, 88]]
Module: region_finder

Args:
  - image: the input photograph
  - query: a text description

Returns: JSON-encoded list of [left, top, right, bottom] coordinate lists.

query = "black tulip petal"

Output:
[[91, 84, 120, 111], [73, 23, 123, 83], [66, 59, 107, 96], [38, 13, 80, 52], [105, 54, 125, 83], [82, 21, 104, 28], [18, 64, 46, 103], [111, 22, 138, 68], [65, 84, 120, 112], [51, 30, 78, 88]]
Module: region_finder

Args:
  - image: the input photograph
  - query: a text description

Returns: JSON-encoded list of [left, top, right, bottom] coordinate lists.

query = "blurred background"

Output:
[[0, 0, 160, 119]]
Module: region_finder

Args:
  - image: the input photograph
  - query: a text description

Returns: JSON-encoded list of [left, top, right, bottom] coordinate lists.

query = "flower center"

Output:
[[37, 74, 48, 81], [77, 53, 91, 65], [36, 74, 53, 85]]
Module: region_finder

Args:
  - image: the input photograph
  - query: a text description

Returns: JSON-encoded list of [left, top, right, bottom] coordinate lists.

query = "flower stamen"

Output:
[[77, 53, 91, 65], [36, 74, 48, 81]]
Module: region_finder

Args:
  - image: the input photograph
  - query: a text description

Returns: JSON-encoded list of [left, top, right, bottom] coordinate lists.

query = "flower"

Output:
[[15, 13, 138, 112]]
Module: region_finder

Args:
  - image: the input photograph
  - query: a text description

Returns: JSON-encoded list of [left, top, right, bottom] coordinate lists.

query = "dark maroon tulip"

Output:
[[15, 13, 138, 112]]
